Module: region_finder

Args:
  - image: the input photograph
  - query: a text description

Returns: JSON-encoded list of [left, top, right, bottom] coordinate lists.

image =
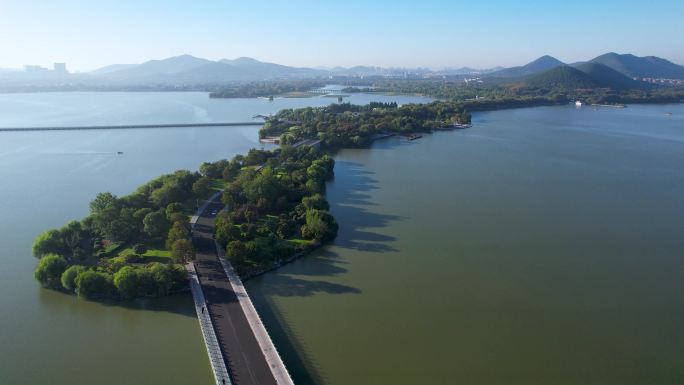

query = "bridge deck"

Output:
[[192, 198, 279, 385], [0, 122, 263, 132]]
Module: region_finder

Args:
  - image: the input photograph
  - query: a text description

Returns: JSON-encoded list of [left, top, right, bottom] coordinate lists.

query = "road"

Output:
[[192, 198, 278, 385]]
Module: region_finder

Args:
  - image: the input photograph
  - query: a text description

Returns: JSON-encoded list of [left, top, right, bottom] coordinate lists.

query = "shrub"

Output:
[[34, 254, 68, 287], [114, 266, 140, 300], [132, 243, 147, 255], [75, 270, 113, 299], [60, 265, 86, 292]]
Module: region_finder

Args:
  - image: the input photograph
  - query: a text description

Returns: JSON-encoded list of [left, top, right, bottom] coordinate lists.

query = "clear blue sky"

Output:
[[1, 0, 683, 71]]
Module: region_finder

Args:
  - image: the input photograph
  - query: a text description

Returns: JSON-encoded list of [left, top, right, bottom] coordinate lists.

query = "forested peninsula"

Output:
[[32, 99, 477, 301], [33, 146, 336, 300]]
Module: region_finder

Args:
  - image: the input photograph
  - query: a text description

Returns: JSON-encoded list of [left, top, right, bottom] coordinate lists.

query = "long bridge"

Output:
[[0, 122, 264, 132], [189, 192, 294, 385]]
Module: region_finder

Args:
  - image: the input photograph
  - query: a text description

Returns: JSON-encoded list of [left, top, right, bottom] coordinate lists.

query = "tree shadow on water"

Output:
[[328, 160, 405, 253], [248, 283, 328, 385], [37, 286, 198, 317], [245, 249, 360, 385]]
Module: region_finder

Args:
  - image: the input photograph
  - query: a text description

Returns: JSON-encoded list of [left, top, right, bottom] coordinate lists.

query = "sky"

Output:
[[1, 0, 683, 72]]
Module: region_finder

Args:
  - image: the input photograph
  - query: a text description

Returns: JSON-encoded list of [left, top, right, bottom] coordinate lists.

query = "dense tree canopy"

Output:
[[260, 101, 472, 148], [34, 254, 68, 288]]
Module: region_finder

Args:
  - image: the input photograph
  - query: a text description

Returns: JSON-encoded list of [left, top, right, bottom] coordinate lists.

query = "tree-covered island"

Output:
[[260, 101, 472, 147]]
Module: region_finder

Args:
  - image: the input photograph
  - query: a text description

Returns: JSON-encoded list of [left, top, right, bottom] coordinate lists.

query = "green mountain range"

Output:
[[587, 52, 684, 79], [524, 63, 646, 90]]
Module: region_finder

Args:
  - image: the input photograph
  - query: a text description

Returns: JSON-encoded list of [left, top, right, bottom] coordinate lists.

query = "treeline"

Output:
[[259, 101, 472, 148], [210, 146, 337, 276], [345, 77, 684, 106], [209, 80, 327, 98]]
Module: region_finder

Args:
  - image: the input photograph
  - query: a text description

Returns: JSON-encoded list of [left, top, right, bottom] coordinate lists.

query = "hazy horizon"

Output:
[[2, 0, 684, 72]]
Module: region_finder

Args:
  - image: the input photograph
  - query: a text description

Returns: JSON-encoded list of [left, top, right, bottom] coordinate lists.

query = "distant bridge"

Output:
[[0, 122, 264, 132]]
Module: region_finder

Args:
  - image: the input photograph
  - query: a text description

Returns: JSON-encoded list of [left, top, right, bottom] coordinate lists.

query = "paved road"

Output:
[[192, 198, 278, 385]]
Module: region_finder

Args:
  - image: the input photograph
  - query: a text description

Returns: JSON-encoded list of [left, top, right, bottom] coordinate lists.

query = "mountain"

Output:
[[574, 62, 643, 89], [524, 63, 645, 90], [437, 66, 504, 75], [525, 66, 599, 89], [90, 55, 326, 83], [97, 55, 213, 80], [488, 55, 565, 78], [219, 57, 325, 78], [587, 52, 684, 79], [89, 64, 137, 75]]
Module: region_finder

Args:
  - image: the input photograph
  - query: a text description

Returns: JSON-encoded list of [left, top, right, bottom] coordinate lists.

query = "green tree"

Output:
[[89, 192, 117, 213], [226, 240, 247, 266], [34, 254, 67, 287], [75, 270, 113, 299], [192, 177, 212, 198], [301, 209, 339, 241], [113, 266, 140, 300], [32, 229, 66, 257], [143, 211, 170, 241], [166, 221, 190, 250], [302, 194, 329, 211], [215, 217, 241, 246], [60, 220, 84, 256], [165, 202, 184, 219], [148, 263, 173, 296], [60, 265, 86, 291], [150, 184, 184, 208], [171, 239, 195, 263], [222, 159, 242, 181]]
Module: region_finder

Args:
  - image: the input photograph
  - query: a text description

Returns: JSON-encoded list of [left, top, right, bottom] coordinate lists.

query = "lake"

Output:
[[0, 91, 432, 385], [1, 92, 683, 384]]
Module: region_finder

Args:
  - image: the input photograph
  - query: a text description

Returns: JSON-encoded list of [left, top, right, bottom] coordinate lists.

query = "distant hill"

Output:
[[89, 64, 137, 75], [587, 52, 684, 79], [102, 55, 213, 79], [219, 57, 325, 78], [90, 55, 325, 83], [524, 63, 646, 90], [488, 55, 565, 78], [525, 66, 599, 89]]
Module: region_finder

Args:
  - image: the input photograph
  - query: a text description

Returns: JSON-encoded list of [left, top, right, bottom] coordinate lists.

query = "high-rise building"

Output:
[[24, 65, 49, 73], [53, 63, 68, 74]]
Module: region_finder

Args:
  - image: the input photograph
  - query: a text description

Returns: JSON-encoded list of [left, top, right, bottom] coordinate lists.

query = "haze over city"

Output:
[[2, 0, 683, 71]]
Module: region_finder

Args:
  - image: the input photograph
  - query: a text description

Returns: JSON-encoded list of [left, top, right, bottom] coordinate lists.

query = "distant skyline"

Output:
[[2, 0, 683, 72]]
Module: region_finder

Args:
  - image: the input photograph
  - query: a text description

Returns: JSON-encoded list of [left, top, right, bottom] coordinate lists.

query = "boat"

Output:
[[405, 134, 422, 141], [117, 151, 123, 155], [666, 112, 673, 116], [575, 100, 582, 107], [453, 123, 472, 129]]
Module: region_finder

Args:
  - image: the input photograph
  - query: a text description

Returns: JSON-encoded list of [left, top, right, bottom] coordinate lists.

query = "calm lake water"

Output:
[[1, 93, 683, 384], [0, 92, 431, 385]]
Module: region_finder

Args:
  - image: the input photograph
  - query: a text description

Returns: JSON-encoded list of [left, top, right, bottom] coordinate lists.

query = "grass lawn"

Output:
[[287, 238, 311, 246], [117, 247, 174, 264], [94, 241, 126, 258], [209, 178, 229, 192]]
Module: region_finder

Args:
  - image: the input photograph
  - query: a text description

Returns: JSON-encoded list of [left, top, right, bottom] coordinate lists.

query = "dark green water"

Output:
[[249, 104, 684, 385]]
